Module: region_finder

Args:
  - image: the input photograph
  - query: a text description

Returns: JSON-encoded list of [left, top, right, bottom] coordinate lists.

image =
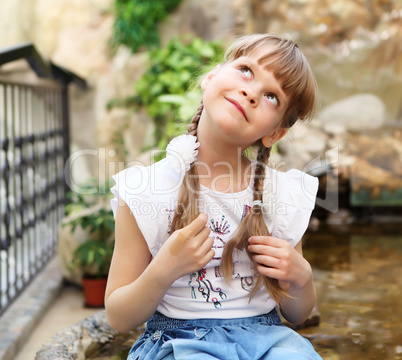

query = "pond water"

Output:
[[300, 220, 402, 360]]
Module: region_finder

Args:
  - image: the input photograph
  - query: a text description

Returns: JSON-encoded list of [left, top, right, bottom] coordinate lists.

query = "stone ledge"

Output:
[[36, 311, 145, 360], [0, 257, 64, 360]]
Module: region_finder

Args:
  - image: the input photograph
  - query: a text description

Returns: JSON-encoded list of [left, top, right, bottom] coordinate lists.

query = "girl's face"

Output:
[[200, 45, 289, 149]]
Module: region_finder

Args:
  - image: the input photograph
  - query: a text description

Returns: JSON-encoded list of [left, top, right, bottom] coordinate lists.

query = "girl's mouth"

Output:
[[225, 98, 248, 122]]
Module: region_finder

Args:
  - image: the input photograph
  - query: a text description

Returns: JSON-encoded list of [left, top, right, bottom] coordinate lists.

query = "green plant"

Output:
[[158, 91, 203, 136], [111, 0, 183, 53], [64, 180, 115, 279], [138, 37, 223, 147], [108, 37, 224, 154]]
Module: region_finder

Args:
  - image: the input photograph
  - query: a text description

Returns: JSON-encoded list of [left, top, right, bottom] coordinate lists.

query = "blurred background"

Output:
[[0, 0, 401, 359]]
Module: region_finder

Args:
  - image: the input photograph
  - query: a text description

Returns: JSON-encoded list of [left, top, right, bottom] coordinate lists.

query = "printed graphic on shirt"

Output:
[[241, 277, 253, 292], [209, 215, 231, 235], [208, 215, 230, 261], [241, 204, 251, 221], [163, 206, 256, 309], [188, 269, 228, 309], [164, 209, 175, 235]]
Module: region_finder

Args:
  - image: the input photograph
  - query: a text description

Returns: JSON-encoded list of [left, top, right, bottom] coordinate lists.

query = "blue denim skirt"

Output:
[[127, 309, 322, 360]]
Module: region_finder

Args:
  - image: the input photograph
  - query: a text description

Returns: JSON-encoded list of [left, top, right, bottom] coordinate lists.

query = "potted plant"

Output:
[[63, 180, 115, 307]]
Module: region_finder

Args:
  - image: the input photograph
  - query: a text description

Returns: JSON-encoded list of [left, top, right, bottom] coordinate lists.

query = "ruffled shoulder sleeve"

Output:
[[110, 158, 182, 256], [267, 168, 318, 247]]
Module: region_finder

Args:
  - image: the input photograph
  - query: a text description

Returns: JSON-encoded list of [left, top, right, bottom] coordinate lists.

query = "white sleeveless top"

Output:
[[110, 158, 318, 319]]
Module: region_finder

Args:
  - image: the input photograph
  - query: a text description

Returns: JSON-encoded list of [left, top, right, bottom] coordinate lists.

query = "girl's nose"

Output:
[[240, 89, 257, 105]]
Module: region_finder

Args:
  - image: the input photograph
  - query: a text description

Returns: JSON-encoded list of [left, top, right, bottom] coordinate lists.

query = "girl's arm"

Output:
[[276, 241, 316, 324], [248, 237, 316, 325], [105, 197, 214, 333]]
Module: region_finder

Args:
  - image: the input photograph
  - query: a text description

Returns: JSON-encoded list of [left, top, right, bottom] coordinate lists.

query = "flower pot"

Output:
[[82, 277, 107, 308]]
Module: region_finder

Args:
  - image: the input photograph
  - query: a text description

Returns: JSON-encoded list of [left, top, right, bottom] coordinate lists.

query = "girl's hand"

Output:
[[151, 213, 215, 284], [248, 236, 312, 292]]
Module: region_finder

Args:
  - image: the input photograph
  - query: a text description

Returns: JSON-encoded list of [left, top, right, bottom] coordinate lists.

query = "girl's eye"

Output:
[[240, 66, 252, 79], [266, 93, 279, 107]]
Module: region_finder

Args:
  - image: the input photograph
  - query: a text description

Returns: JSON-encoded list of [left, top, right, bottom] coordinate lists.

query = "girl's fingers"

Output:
[[204, 247, 216, 264], [178, 213, 208, 241], [194, 226, 212, 244], [252, 254, 282, 268], [248, 244, 283, 258], [199, 236, 214, 254], [248, 236, 285, 247], [169, 214, 208, 255], [255, 264, 282, 280], [248, 236, 292, 261]]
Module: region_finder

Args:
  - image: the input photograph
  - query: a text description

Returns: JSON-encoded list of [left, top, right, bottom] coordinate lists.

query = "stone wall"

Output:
[[0, 0, 401, 187]]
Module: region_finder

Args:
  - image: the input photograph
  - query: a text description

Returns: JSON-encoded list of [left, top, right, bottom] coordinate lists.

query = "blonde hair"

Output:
[[170, 34, 318, 302]]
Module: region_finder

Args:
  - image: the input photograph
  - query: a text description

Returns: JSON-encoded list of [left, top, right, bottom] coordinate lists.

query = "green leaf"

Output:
[[158, 94, 186, 105], [111, 0, 183, 53], [111, 36, 223, 151]]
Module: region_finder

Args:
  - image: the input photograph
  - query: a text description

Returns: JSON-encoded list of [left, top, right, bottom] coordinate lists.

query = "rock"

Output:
[[345, 133, 402, 204], [110, 48, 148, 99], [322, 121, 347, 136], [327, 135, 345, 152], [297, 128, 328, 155], [52, 17, 114, 81], [328, 1, 372, 30], [318, 94, 386, 131], [326, 209, 354, 226], [278, 124, 329, 171], [159, 0, 237, 44], [288, 122, 329, 153], [36, 311, 145, 360], [350, 157, 402, 196], [97, 107, 155, 172], [33, 0, 114, 59]]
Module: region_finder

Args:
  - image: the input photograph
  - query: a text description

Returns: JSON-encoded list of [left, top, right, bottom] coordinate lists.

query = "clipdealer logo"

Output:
[[303, 147, 339, 213]]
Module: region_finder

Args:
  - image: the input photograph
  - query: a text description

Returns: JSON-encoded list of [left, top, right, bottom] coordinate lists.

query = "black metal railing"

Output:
[[0, 43, 86, 316]]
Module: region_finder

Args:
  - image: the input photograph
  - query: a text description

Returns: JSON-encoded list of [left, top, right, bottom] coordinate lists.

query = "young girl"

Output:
[[106, 34, 322, 360]]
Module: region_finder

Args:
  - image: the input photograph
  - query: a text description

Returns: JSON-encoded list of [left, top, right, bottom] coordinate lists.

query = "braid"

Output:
[[187, 100, 203, 136], [252, 146, 272, 203], [170, 100, 203, 234], [221, 144, 289, 302]]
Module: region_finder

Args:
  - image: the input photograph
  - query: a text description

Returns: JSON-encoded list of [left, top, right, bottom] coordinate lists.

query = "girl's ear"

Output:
[[201, 65, 220, 90], [261, 128, 287, 148]]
